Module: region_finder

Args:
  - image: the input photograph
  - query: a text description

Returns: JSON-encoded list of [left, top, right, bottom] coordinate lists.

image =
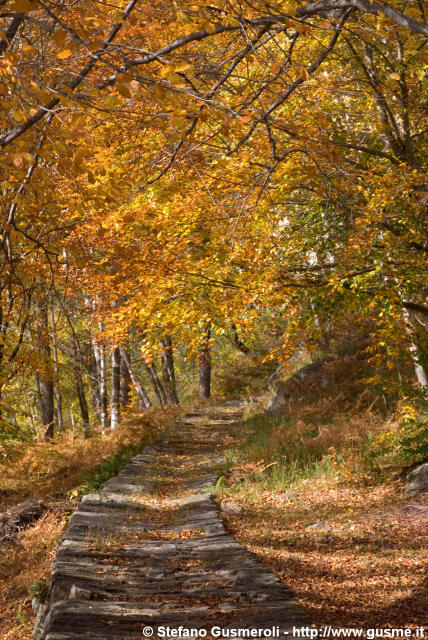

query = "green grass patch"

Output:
[[75, 436, 150, 497], [216, 410, 340, 494]]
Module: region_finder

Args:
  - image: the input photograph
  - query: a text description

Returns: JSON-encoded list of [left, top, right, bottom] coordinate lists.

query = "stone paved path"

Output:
[[34, 404, 307, 639]]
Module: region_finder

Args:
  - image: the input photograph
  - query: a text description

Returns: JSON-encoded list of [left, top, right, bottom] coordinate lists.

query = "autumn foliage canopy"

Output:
[[0, 0, 427, 433]]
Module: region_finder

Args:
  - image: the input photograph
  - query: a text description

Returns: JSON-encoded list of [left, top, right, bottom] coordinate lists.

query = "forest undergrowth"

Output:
[[0, 408, 176, 640], [1, 350, 427, 637], [216, 356, 428, 630]]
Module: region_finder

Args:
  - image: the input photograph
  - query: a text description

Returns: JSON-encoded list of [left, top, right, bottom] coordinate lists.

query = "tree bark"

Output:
[[38, 372, 55, 439], [71, 338, 91, 437], [199, 325, 211, 400], [145, 360, 167, 405], [84, 296, 103, 425], [393, 277, 428, 389], [49, 303, 64, 432], [111, 347, 121, 428], [120, 349, 132, 407], [231, 323, 249, 354], [402, 307, 428, 388], [35, 301, 55, 440], [92, 334, 108, 430], [87, 341, 102, 422], [119, 347, 152, 409], [160, 336, 179, 404], [35, 372, 53, 439]]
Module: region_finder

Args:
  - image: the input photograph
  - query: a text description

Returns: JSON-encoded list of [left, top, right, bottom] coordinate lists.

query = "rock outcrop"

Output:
[[404, 461, 428, 496], [267, 357, 334, 413]]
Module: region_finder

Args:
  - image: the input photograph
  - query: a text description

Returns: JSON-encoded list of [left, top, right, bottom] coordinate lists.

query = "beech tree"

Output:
[[0, 0, 427, 437]]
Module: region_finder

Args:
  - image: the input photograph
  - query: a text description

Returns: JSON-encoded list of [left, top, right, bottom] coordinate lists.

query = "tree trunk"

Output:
[[393, 278, 428, 389], [49, 303, 64, 432], [160, 336, 179, 404], [35, 301, 55, 440], [231, 323, 249, 354], [402, 307, 428, 388], [120, 349, 132, 407], [199, 325, 211, 400], [99, 343, 108, 429], [145, 360, 166, 405], [35, 371, 54, 439], [88, 341, 102, 422], [38, 372, 55, 439], [92, 335, 108, 430], [111, 347, 121, 428], [119, 347, 152, 409], [84, 297, 104, 426], [71, 338, 91, 437]]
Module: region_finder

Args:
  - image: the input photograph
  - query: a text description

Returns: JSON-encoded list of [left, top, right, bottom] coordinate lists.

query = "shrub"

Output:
[[367, 396, 428, 469]]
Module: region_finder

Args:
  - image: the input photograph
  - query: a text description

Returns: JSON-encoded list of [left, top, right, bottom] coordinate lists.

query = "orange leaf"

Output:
[[57, 49, 72, 59]]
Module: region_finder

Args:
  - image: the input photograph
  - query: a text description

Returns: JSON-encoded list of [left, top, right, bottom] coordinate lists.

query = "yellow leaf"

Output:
[[223, 17, 239, 27], [117, 84, 131, 98], [169, 73, 186, 86], [23, 45, 37, 53], [104, 94, 122, 109], [172, 116, 187, 129], [117, 73, 133, 82], [298, 65, 309, 80], [159, 64, 175, 78], [10, 0, 33, 12], [295, 21, 310, 34], [57, 49, 72, 59], [53, 29, 67, 47], [201, 21, 217, 33], [153, 85, 166, 102], [88, 40, 103, 52], [175, 61, 194, 74], [87, 170, 96, 184], [60, 94, 74, 107]]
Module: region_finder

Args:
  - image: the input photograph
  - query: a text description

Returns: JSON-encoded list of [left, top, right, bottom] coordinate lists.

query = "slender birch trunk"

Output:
[[119, 347, 152, 409], [88, 342, 102, 421], [199, 325, 211, 400], [146, 360, 167, 405], [402, 307, 428, 388], [49, 302, 64, 432], [92, 331, 108, 430], [120, 349, 131, 407], [111, 347, 121, 428], [36, 300, 55, 440]]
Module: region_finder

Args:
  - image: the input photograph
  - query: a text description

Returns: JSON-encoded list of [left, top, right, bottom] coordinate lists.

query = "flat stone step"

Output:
[[34, 404, 307, 640]]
